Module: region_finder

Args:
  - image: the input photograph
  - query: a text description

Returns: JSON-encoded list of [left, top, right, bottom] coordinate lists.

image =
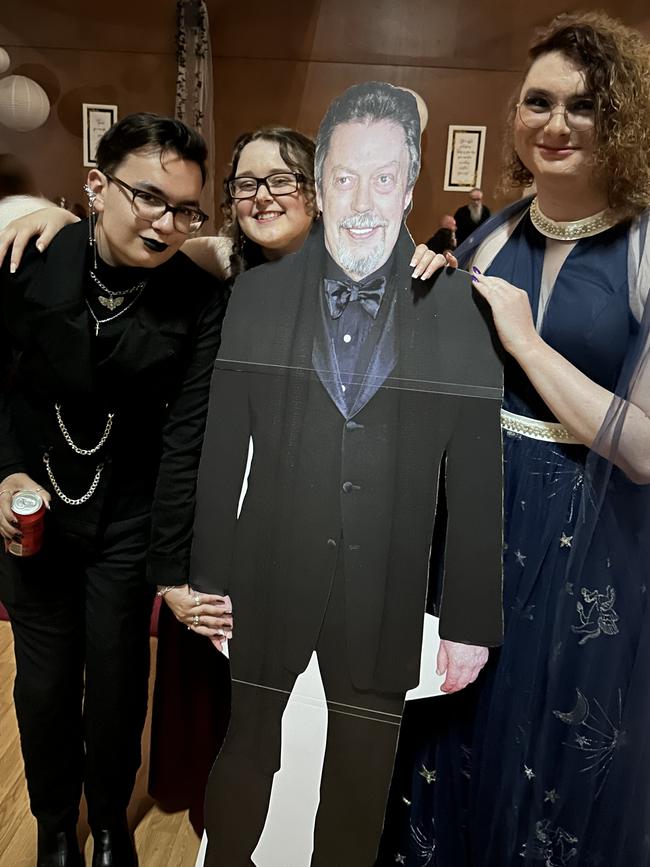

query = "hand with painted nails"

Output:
[[0, 207, 79, 273], [0, 473, 51, 541], [437, 638, 489, 693], [162, 584, 234, 652], [471, 268, 539, 360], [410, 244, 457, 280]]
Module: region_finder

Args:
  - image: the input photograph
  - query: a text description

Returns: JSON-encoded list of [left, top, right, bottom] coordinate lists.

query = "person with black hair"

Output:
[[0, 112, 229, 867]]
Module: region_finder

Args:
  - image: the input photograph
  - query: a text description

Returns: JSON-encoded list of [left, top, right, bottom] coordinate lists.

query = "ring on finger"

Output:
[[193, 593, 200, 606], [192, 613, 200, 628]]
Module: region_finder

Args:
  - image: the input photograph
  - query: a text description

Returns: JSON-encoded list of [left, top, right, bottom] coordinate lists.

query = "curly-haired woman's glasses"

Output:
[[517, 95, 596, 132], [229, 172, 305, 200]]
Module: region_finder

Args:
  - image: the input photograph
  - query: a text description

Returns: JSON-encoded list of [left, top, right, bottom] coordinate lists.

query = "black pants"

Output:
[[1, 515, 154, 832], [204, 564, 405, 867]]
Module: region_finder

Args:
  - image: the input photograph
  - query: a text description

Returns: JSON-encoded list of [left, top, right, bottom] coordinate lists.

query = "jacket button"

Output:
[[345, 420, 364, 430], [327, 538, 337, 548], [342, 481, 354, 493]]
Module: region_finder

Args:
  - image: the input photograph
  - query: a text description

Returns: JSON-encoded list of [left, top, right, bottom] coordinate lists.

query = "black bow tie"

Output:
[[324, 276, 386, 320]]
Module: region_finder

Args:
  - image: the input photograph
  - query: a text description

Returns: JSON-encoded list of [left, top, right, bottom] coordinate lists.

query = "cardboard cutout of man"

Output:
[[190, 82, 503, 866]]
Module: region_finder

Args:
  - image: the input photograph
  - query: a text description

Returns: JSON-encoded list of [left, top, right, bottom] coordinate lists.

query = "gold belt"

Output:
[[500, 409, 581, 445]]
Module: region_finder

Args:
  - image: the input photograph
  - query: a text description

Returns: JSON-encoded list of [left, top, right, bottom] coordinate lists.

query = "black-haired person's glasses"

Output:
[[104, 173, 208, 234], [228, 172, 305, 200]]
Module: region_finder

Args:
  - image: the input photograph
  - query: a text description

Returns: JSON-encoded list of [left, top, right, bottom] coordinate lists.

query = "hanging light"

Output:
[[0, 74, 50, 132]]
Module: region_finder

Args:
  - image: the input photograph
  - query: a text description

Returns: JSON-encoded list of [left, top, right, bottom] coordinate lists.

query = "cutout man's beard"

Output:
[[335, 213, 388, 279]]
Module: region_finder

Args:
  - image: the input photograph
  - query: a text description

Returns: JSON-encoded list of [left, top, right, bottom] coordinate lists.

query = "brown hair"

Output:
[[502, 11, 650, 215], [220, 127, 317, 276]]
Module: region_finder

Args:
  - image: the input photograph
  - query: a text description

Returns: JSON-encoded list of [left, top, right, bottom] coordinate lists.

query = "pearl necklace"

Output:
[[529, 197, 618, 240]]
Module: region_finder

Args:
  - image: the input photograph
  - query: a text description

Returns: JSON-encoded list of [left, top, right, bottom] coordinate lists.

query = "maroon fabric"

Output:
[[148, 600, 230, 833]]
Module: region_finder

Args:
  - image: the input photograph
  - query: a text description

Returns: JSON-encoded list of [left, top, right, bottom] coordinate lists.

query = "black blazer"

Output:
[[190, 222, 503, 693], [0, 220, 228, 596]]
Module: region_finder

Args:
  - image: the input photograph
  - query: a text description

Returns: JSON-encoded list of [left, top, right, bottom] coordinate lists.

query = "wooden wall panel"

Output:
[[209, 0, 650, 67], [0, 0, 175, 54], [1, 0, 649, 240]]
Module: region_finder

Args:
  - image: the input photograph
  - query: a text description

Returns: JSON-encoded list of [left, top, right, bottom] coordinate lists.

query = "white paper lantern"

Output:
[[0, 74, 50, 132], [0, 48, 10, 75]]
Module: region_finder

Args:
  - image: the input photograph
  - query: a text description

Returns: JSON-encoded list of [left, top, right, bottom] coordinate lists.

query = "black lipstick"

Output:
[[142, 237, 169, 253]]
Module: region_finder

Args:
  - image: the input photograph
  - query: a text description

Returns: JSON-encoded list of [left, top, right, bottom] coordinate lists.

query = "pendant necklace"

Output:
[[85, 290, 144, 336], [89, 268, 147, 311]]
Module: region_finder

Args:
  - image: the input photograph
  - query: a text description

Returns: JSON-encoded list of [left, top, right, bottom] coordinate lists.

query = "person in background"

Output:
[[425, 213, 457, 254], [0, 113, 229, 867], [384, 13, 650, 867], [454, 186, 490, 244]]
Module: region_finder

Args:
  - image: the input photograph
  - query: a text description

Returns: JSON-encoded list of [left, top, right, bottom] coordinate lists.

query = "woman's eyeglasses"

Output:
[[517, 95, 596, 132], [228, 172, 305, 200]]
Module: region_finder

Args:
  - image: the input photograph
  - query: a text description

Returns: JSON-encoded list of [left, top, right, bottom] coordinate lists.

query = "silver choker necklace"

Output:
[[529, 197, 618, 241]]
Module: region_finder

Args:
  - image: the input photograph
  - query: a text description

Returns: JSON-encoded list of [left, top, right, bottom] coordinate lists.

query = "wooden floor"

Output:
[[0, 621, 200, 867]]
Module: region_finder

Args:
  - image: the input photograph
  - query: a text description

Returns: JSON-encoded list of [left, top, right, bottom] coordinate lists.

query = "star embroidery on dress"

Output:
[[515, 549, 527, 567], [419, 765, 437, 784], [544, 789, 560, 804], [559, 533, 573, 548], [524, 765, 535, 780], [395, 854, 406, 864]]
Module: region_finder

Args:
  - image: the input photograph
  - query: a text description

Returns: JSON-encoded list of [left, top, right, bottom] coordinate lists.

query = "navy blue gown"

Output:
[[382, 214, 650, 867]]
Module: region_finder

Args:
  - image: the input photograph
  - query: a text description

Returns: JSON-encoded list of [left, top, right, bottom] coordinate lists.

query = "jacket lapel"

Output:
[[312, 281, 351, 417], [350, 225, 415, 416]]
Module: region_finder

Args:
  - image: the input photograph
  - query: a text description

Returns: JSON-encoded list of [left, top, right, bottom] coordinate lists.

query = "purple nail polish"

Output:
[[472, 266, 481, 274]]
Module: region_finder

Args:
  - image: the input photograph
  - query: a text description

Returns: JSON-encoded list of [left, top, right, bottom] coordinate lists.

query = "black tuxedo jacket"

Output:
[[190, 222, 503, 693], [0, 220, 227, 598]]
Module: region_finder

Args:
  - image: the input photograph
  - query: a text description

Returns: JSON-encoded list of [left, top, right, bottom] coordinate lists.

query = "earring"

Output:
[[84, 183, 98, 270]]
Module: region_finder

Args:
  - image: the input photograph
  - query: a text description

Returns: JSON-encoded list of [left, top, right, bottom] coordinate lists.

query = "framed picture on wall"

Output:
[[443, 125, 486, 192], [83, 103, 118, 167]]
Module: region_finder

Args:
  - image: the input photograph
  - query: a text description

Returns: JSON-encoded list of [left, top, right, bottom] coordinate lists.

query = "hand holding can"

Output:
[[0, 473, 50, 555]]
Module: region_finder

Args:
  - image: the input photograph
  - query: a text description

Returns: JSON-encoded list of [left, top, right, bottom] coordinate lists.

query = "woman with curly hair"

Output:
[[382, 12, 650, 867], [181, 126, 319, 280]]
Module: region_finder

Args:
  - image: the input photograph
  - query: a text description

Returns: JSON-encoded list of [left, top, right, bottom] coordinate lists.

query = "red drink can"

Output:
[[4, 490, 46, 557]]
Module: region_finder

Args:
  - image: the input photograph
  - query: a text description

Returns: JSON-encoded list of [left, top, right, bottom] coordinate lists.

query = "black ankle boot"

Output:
[[91, 825, 138, 867], [37, 823, 83, 867]]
